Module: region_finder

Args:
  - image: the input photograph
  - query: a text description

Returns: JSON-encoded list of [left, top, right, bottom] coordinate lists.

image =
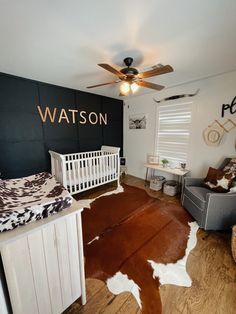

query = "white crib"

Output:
[[49, 146, 120, 195]]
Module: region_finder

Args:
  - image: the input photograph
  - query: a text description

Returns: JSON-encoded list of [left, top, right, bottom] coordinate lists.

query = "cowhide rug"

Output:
[[79, 184, 198, 314]]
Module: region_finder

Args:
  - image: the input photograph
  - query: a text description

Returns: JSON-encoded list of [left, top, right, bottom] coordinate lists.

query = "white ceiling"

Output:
[[0, 0, 236, 99]]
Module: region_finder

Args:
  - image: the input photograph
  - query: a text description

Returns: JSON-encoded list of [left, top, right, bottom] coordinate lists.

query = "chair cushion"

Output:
[[184, 186, 214, 209]]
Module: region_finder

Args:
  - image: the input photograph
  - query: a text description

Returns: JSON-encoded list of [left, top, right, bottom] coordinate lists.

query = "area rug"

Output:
[[81, 184, 198, 314]]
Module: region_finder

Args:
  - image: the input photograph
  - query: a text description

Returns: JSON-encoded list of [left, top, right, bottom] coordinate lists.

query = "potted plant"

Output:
[[161, 158, 169, 168]]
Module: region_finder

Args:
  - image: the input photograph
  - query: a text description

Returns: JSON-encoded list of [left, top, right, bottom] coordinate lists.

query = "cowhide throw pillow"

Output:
[[223, 158, 236, 176], [231, 180, 236, 187], [204, 167, 234, 192]]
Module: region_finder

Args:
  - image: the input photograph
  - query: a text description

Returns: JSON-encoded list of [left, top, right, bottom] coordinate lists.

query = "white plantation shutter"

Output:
[[155, 101, 192, 166]]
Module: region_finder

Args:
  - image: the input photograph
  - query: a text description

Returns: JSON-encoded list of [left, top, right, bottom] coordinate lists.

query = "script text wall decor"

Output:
[[0, 73, 123, 179], [221, 96, 236, 117]]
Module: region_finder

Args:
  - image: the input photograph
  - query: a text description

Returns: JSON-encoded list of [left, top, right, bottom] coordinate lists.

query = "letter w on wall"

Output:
[[37, 106, 57, 123]]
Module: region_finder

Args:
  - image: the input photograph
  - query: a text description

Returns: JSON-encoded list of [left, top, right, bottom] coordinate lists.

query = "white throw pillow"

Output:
[[228, 186, 236, 193]]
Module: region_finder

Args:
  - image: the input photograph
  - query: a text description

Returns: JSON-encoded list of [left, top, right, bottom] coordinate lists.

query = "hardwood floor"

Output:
[[65, 175, 236, 314]]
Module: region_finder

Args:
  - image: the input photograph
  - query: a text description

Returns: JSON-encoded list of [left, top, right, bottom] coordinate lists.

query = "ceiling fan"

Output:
[[87, 57, 174, 96]]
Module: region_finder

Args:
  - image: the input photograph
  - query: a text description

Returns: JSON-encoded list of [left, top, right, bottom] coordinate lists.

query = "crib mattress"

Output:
[[66, 166, 117, 186], [0, 172, 73, 232]]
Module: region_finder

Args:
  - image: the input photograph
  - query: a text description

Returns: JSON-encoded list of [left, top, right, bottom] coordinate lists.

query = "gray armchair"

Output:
[[182, 158, 236, 230]]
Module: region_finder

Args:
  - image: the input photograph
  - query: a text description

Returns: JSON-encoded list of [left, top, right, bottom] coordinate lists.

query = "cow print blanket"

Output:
[[0, 172, 73, 232]]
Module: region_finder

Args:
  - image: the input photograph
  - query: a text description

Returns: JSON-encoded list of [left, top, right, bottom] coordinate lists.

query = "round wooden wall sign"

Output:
[[203, 123, 225, 146]]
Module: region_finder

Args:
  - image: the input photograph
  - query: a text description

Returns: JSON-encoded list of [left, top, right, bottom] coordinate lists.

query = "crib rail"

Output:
[[49, 150, 65, 185], [49, 147, 120, 195]]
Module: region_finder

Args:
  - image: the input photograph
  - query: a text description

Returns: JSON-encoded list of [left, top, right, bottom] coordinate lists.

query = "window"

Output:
[[155, 101, 192, 167]]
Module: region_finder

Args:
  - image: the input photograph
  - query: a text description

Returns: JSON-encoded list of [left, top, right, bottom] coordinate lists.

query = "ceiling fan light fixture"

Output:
[[87, 58, 173, 95], [131, 82, 139, 93], [120, 82, 130, 95]]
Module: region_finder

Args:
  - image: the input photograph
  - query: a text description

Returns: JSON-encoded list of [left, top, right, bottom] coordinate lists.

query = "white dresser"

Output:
[[0, 201, 86, 314]]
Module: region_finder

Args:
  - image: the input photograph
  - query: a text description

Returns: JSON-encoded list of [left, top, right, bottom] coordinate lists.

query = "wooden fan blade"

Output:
[[136, 80, 165, 91], [98, 63, 125, 78], [138, 65, 173, 79], [87, 80, 120, 88]]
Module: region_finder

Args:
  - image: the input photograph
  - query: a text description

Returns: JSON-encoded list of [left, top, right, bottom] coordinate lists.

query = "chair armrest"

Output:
[[184, 177, 204, 187], [206, 191, 236, 205], [203, 193, 236, 230]]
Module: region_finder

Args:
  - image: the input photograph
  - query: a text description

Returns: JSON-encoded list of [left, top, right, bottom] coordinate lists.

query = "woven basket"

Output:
[[150, 176, 165, 191], [163, 180, 179, 196], [232, 225, 236, 263]]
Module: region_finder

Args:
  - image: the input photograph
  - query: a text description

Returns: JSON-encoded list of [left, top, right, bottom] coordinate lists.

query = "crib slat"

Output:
[[105, 155, 108, 182], [90, 158, 93, 188], [103, 156, 106, 183], [111, 155, 114, 180], [77, 160, 81, 192], [97, 156, 100, 185], [72, 161, 77, 194], [88, 158, 92, 188], [111, 154, 114, 180], [99, 155, 102, 184], [62, 158, 67, 189], [92, 158, 96, 187], [100, 156, 102, 183], [96, 154, 99, 185], [115, 154, 118, 179], [106, 154, 109, 181], [114, 154, 116, 179], [109, 155, 111, 181], [89, 158, 91, 187], [94, 157, 97, 185], [110, 154, 113, 180], [81, 160, 85, 191], [86, 159, 89, 189], [109, 154, 111, 181], [70, 156, 74, 194], [112, 155, 114, 180], [96, 157, 99, 185], [92, 158, 96, 186], [67, 161, 73, 194], [100, 155, 103, 184], [93, 157, 96, 185], [109, 154, 112, 180], [113, 155, 115, 180], [98, 157, 102, 184], [85, 159, 89, 189]]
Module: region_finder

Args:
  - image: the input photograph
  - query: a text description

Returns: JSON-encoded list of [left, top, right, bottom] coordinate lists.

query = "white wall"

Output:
[[124, 71, 236, 179]]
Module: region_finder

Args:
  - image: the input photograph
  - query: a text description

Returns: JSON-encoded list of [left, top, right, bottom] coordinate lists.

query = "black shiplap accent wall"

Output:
[[0, 73, 123, 179]]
